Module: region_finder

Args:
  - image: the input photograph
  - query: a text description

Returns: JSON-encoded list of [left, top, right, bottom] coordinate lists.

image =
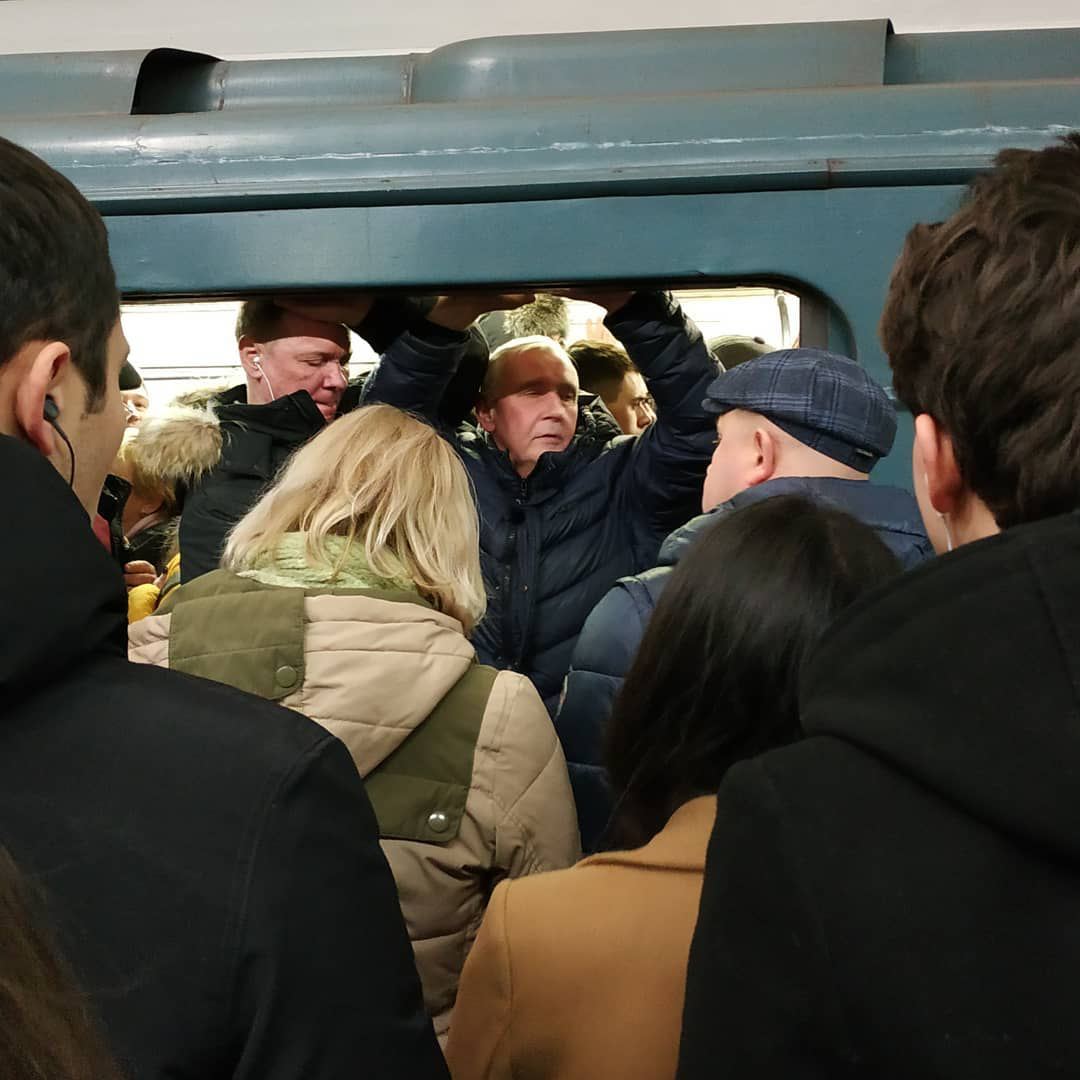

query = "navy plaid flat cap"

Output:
[[701, 348, 897, 472]]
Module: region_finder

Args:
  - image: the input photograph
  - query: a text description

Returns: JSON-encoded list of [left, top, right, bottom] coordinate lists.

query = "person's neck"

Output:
[[945, 490, 1001, 549], [774, 457, 868, 483]]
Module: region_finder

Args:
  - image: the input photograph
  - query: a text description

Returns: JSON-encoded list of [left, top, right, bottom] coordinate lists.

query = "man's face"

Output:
[[477, 345, 579, 478], [701, 409, 765, 512], [246, 311, 350, 422], [121, 386, 150, 426], [69, 319, 129, 517], [606, 371, 655, 436]]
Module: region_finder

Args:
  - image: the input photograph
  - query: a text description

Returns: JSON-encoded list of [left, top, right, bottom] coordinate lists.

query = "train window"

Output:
[[120, 286, 800, 406]]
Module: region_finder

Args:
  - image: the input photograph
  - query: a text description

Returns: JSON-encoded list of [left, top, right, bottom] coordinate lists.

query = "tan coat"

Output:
[[445, 795, 717, 1080], [129, 586, 581, 1040]]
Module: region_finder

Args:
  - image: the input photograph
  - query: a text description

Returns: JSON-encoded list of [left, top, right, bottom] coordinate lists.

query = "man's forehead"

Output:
[[498, 346, 578, 390]]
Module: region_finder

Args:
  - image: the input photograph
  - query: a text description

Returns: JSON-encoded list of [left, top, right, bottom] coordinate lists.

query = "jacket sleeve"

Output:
[[230, 734, 448, 1080], [607, 291, 718, 536], [444, 880, 514, 1080], [677, 758, 855, 1080], [490, 674, 582, 878], [359, 318, 472, 422], [555, 579, 652, 853]]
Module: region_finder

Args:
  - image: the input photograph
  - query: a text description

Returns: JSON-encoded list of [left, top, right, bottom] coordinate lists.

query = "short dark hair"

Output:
[[0, 137, 118, 410], [882, 132, 1080, 529], [567, 340, 636, 402], [605, 495, 901, 848], [235, 298, 287, 343]]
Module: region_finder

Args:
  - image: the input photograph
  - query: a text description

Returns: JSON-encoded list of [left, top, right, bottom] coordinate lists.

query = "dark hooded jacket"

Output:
[[678, 509, 1080, 1079], [361, 291, 718, 711], [179, 386, 326, 582], [0, 435, 446, 1080], [558, 475, 931, 851]]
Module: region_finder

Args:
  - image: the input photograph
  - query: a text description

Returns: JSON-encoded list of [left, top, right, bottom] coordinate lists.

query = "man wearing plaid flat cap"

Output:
[[557, 347, 931, 852]]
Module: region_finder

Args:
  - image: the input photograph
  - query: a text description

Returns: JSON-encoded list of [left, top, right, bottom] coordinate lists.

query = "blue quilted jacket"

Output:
[[557, 474, 933, 851], [361, 291, 718, 712]]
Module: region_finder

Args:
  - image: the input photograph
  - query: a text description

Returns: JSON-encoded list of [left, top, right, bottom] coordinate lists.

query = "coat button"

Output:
[[427, 811, 449, 834], [275, 665, 298, 688]]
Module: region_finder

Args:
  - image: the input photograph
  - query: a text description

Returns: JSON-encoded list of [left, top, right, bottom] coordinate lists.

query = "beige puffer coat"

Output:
[[129, 580, 581, 1041]]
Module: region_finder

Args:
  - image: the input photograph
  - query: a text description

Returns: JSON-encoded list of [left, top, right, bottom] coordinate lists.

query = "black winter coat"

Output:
[[558, 474, 931, 851], [362, 291, 717, 709], [678, 510, 1080, 1079], [0, 435, 446, 1080], [179, 386, 326, 582]]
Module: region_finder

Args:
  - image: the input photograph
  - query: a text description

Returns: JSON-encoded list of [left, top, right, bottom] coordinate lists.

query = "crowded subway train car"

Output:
[[2, 18, 1080, 1080]]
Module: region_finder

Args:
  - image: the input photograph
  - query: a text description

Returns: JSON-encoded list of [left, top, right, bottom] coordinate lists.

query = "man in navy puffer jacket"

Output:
[[558, 348, 933, 851], [360, 289, 718, 713]]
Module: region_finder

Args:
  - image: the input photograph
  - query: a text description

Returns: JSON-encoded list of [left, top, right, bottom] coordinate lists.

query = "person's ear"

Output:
[[747, 425, 777, 487], [13, 341, 70, 458], [914, 413, 963, 514], [475, 396, 497, 435], [238, 336, 262, 380]]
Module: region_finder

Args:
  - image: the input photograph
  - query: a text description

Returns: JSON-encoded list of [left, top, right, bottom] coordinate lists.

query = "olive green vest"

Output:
[[162, 569, 495, 845]]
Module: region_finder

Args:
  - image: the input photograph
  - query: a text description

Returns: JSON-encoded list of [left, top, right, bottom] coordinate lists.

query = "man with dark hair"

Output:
[[678, 133, 1080, 1079], [568, 340, 656, 435], [0, 136, 446, 1080]]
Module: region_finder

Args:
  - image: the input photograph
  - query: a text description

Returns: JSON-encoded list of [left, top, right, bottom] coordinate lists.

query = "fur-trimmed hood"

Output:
[[127, 404, 224, 504]]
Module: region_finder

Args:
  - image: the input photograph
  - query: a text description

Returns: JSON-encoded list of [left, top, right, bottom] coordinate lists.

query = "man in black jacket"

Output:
[[0, 137, 445, 1079], [678, 133, 1080, 1079], [181, 297, 504, 581], [178, 299, 352, 581]]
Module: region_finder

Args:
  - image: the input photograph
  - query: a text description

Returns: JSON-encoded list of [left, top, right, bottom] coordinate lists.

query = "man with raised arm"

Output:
[[313, 289, 718, 712], [0, 136, 446, 1080]]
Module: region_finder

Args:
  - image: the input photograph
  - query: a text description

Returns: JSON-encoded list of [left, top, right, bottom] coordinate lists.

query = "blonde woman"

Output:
[[130, 404, 581, 1042]]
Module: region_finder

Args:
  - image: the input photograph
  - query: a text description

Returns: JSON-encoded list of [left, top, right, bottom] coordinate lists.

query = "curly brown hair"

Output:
[[881, 132, 1080, 529]]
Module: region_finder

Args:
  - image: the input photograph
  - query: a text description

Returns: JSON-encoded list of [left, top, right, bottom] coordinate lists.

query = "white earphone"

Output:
[[253, 355, 276, 402]]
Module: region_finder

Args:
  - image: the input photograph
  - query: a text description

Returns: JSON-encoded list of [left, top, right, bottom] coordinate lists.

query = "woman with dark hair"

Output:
[[445, 495, 901, 1080], [0, 846, 122, 1080]]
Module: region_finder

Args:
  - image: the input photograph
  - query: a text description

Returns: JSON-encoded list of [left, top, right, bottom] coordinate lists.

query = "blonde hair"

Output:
[[114, 431, 179, 515], [223, 405, 487, 634]]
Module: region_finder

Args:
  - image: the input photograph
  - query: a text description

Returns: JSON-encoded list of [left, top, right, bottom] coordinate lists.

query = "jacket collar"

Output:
[[580, 795, 717, 873], [214, 386, 327, 440], [802, 509, 1080, 864], [658, 475, 929, 566], [0, 436, 127, 700]]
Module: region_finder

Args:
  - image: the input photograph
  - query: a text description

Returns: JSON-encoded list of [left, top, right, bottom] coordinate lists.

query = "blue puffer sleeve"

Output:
[[359, 318, 471, 421], [555, 577, 654, 852], [607, 291, 718, 539]]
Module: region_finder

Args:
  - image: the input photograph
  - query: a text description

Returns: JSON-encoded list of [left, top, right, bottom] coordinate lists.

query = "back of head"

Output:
[[605, 495, 901, 848], [566, 340, 635, 403], [234, 298, 286, 344], [504, 294, 571, 345], [223, 404, 486, 633], [707, 334, 773, 371], [0, 846, 121, 1080], [0, 137, 118, 408], [882, 132, 1080, 529]]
